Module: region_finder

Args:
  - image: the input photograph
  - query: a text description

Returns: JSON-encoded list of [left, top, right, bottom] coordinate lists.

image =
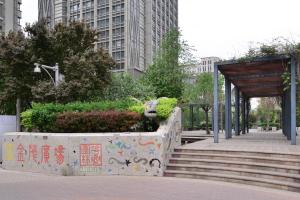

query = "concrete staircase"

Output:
[[164, 148, 300, 192]]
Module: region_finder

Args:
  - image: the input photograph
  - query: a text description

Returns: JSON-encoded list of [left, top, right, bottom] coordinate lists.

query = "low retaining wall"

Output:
[[2, 108, 181, 176]]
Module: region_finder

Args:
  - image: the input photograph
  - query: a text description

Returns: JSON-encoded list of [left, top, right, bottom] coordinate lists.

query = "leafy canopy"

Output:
[[143, 29, 196, 99]]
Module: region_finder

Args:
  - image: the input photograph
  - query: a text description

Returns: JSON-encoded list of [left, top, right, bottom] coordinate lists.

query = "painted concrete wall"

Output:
[[2, 108, 181, 176], [0, 115, 16, 162]]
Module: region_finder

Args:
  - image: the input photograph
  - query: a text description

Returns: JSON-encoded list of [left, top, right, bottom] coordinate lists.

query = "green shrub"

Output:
[[55, 111, 142, 133], [128, 104, 145, 115], [22, 99, 137, 132], [21, 110, 33, 131], [156, 98, 178, 120], [21, 98, 178, 132]]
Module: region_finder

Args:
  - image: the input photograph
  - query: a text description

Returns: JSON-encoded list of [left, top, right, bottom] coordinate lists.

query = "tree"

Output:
[[143, 29, 196, 99], [102, 73, 155, 101], [27, 21, 115, 103], [257, 98, 279, 130], [184, 72, 224, 134], [0, 31, 35, 115], [0, 21, 115, 117]]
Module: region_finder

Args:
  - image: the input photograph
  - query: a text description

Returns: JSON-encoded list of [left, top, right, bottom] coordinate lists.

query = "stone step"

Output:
[[172, 152, 300, 166], [166, 164, 300, 183], [169, 158, 300, 174], [174, 148, 300, 160], [164, 170, 300, 192], [181, 137, 207, 144]]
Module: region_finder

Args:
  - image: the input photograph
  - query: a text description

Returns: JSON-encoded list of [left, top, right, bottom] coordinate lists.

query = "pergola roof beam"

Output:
[[228, 72, 282, 81]]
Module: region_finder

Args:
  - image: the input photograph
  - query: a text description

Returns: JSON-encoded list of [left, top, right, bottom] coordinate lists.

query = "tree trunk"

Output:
[[16, 98, 21, 132], [205, 110, 210, 134]]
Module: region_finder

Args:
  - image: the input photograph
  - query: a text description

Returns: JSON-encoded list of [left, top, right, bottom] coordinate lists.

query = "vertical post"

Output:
[[241, 94, 246, 134], [211, 110, 214, 131], [291, 58, 297, 145], [213, 63, 219, 143], [286, 88, 291, 140], [196, 105, 200, 129], [54, 63, 59, 87], [282, 95, 286, 136], [16, 98, 21, 132], [246, 98, 250, 133], [234, 87, 240, 136], [189, 104, 193, 130], [225, 78, 232, 139]]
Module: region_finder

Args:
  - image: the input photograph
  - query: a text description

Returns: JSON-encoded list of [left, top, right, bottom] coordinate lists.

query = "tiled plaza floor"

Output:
[[181, 130, 300, 154]]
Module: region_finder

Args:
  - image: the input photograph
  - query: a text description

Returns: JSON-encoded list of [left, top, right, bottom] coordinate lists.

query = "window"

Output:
[[112, 39, 124, 49], [98, 19, 109, 28], [70, 4, 80, 12], [112, 4, 124, 12], [98, 7, 109, 17], [112, 15, 124, 26], [112, 51, 125, 61], [98, 30, 109, 40], [112, 27, 124, 37], [17, 17, 21, 25], [17, 2, 21, 11]]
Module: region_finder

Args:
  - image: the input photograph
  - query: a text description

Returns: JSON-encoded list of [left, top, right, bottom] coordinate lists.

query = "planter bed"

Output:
[[2, 108, 181, 176]]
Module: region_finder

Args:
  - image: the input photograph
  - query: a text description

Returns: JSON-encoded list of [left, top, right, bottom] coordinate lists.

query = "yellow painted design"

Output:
[[5, 143, 14, 161]]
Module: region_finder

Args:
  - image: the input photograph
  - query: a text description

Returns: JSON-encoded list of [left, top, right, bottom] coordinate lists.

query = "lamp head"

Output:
[[34, 63, 41, 73]]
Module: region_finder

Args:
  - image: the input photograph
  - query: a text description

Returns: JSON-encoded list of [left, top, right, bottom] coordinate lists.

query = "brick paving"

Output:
[[0, 168, 300, 200], [182, 130, 300, 154]]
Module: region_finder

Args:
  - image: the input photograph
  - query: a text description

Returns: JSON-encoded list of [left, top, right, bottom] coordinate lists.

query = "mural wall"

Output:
[[0, 115, 16, 162], [2, 108, 181, 176]]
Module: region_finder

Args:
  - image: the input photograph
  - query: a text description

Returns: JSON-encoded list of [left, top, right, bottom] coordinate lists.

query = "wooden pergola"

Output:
[[213, 55, 297, 145]]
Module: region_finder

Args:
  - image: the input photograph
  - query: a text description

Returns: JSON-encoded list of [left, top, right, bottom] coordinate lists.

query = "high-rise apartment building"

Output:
[[38, 0, 178, 77], [0, 0, 22, 34]]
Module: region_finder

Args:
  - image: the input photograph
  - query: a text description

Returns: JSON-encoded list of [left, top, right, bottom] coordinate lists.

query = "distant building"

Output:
[[0, 0, 22, 34], [185, 57, 221, 83], [38, 0, 178, 78]]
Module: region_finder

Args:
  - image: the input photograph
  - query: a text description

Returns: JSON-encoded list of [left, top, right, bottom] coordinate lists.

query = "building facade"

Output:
[[38, 0, 178, 77], [185, 57, 221, 83], [189, 57, 221, 74], [0, 0, 22, 34]]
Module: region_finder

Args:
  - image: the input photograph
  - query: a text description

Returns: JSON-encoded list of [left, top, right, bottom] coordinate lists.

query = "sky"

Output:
[[22, 0, 300, 60]]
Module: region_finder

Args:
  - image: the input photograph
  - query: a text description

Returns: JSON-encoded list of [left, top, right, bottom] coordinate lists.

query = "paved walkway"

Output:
[[0, 168, 300, 200], [181, 130, 300, 154]]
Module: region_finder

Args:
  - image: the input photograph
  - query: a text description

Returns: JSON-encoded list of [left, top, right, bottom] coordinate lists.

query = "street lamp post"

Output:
[[34, 63, 60, 87]]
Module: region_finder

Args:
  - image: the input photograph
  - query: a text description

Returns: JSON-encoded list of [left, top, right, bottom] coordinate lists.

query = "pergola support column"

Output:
[[291, 57, 297, 145], [225, 78, 232, 139], [213, 64, 219, 143], [246, 98, 250, 133], [282, 95, 286, 136], [286, 88, 291, 140], [241, 94, 246, 134], [234, 87, 240, 136]]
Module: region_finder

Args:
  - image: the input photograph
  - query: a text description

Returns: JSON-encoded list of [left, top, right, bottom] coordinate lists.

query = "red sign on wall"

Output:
[[80, 144, 102, 167]]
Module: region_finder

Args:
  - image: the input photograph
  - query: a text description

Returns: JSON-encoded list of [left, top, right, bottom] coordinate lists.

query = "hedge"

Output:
[[156, 98, 178, 120], [21, 98, 178, 132], [55, 111, 141, 133], [22, 99, 137, 132]]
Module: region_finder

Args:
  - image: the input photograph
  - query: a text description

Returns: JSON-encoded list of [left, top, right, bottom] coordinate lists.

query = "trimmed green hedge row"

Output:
[[55, 111, 142, 133], [21, 98, 178, 132]]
